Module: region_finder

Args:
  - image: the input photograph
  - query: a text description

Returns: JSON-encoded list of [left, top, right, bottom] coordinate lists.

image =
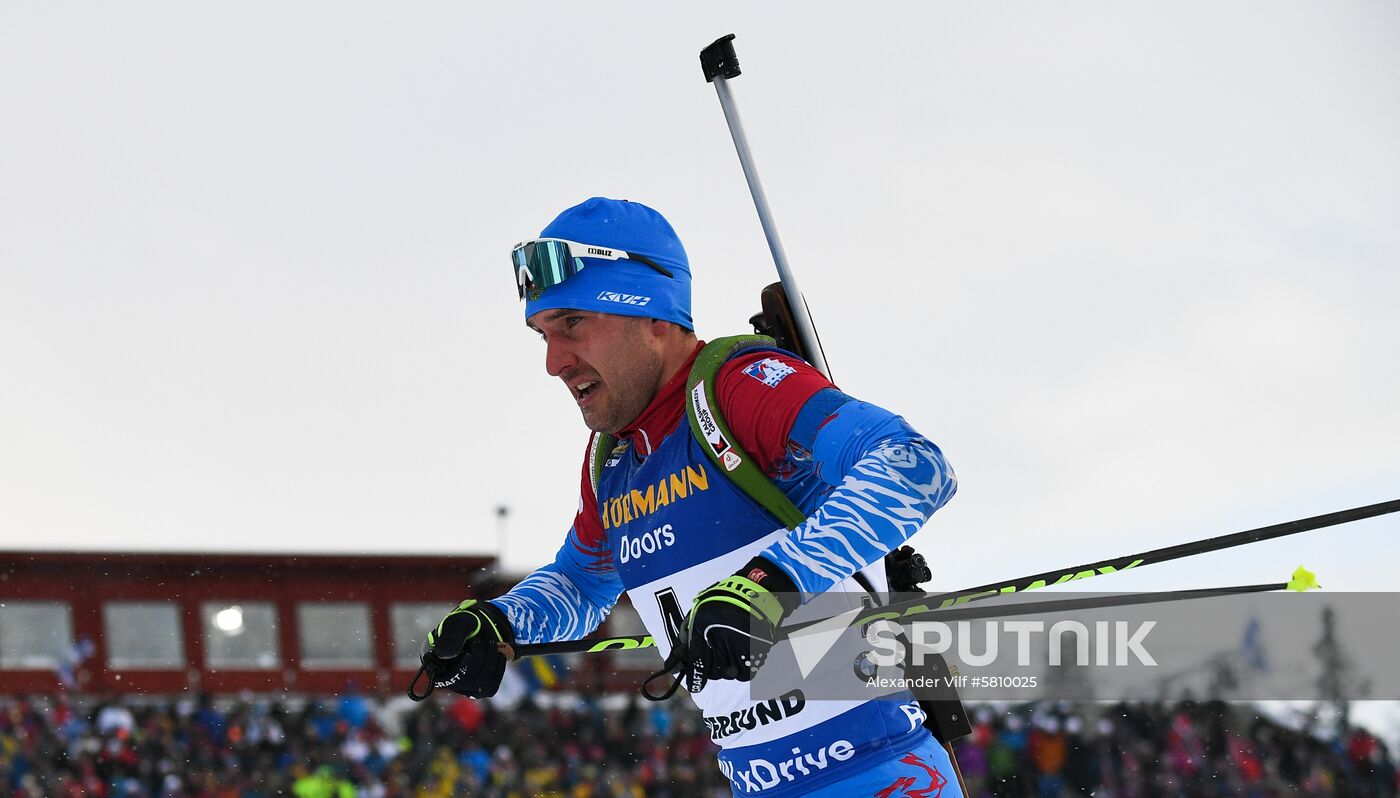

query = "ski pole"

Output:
[[507, 496, 1397, 655], [504, 495, 1399, 659], [925, 498, 1397, 608], [502, 568, 1319, 660], [700, 34, 830, 378]]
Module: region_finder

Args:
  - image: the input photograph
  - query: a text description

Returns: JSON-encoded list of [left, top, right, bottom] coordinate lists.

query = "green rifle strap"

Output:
[[589, 431, 618, 496], [685, 336, 807, 531]]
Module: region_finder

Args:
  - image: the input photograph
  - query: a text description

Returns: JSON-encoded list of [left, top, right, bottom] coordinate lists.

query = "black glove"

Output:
[[413, 599, 514, 699], [886, 544, 932, 593], [684, 557, 799, 693]]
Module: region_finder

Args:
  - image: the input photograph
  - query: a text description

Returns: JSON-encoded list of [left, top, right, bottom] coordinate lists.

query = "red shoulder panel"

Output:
[[714, 351, 835, 477]]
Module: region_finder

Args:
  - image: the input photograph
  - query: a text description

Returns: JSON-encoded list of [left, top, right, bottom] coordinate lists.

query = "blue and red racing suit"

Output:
[[491, 341, 959, 796]]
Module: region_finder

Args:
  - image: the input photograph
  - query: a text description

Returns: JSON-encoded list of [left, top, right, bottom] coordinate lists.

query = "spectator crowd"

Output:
[[1, 689, 1395, 797]]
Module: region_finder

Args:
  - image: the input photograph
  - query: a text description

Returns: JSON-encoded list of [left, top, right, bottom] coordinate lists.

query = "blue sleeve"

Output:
[[488, 526, 625, 644], [759, 397, 957, 597]]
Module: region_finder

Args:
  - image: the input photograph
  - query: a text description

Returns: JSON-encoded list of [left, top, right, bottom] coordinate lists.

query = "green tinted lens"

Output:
[[513, 240, 582, 300]]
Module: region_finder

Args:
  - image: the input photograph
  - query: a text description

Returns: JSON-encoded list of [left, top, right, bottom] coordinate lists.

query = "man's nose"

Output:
[[544, 337, 577, 378]]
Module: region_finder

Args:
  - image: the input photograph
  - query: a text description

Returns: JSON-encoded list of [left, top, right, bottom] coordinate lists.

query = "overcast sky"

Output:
[[2, 1, 1397, 618]]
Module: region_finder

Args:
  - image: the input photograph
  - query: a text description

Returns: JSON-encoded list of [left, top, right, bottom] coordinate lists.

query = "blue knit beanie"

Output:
[[523, 197, 693, 330]]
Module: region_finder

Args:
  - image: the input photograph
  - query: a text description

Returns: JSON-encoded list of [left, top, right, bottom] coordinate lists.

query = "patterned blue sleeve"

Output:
[[489, 527, 625, 644], [760, 399, 957, 596]]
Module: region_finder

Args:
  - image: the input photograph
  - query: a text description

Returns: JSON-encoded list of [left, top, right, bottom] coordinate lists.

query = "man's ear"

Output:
[[649, 318, 697, 346]]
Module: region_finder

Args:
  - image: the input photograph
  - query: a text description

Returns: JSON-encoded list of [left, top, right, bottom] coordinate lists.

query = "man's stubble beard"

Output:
[[580, 339, 666, 435]]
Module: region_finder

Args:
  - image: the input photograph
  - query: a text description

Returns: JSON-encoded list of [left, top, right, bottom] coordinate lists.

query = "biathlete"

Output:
[[419, 197, 963, 797]]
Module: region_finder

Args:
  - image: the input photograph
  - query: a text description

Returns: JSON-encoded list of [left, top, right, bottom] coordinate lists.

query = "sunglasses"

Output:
[[511, 238, 673, 301]]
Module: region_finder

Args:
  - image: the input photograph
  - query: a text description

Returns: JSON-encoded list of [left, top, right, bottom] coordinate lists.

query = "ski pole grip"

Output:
[[700, 34, 741, 82]]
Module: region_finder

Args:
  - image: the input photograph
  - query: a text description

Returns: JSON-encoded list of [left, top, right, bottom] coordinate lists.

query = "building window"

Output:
[[391, 602, 451, 668], [202, 602, 280, 669], [297, 603, 373, 669], [104, 602, 184, 669], [0, 600, 73, 669]]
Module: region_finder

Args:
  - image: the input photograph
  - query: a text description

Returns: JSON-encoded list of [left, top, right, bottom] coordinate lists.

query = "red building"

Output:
[[0, 551, 496, 695], [0, 551, 652, 696]]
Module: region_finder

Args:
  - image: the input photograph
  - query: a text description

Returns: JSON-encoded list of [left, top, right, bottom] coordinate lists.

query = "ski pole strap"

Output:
[[406, 664, 435, 701], [641, 643, 690, 701], [685, 336, 807, 530]]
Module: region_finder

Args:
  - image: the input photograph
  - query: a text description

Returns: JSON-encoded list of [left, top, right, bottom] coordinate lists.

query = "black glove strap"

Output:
[[641, 643, 690, 701], [407, 664, 434, 702]]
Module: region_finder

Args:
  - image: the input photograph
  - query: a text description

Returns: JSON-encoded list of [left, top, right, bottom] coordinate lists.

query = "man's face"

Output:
[[527, 309, 667, 434]]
